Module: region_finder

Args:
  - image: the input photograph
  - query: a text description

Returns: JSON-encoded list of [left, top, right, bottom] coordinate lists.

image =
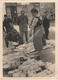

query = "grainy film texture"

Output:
[[3, 2, 55, 77]]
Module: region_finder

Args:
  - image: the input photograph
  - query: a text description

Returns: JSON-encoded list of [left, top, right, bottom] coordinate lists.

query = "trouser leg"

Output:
[[42, 34, 46, 46], [6, 30, 8, 34], [6, 28, 9, 34], [17, 34, 24, 45], [45, 28, 49, 39], [5, 36, 9, 47], [47, 29, 49, 38], [20, 31, 24, 44], [25, 31, 28, 43]]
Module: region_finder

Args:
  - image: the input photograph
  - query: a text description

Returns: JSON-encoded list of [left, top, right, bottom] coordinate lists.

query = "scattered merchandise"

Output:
[[3, 40, 55, 77]]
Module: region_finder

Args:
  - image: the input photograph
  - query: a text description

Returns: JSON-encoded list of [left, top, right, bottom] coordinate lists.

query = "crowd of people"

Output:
[[3, 8, 50, 59]]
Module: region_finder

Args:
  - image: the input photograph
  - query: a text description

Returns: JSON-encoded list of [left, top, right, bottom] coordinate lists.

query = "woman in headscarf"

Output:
[[29, 8, 44, 60]]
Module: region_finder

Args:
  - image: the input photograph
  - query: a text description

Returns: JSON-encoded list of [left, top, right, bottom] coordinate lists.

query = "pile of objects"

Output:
[[3, 57, 55, 77], [3, 40, 55, 77], [43, 39, 55, 50]]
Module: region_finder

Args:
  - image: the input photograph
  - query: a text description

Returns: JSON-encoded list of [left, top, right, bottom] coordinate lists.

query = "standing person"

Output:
[[14, 16, 17, 24], [43, 12, 50, 40], [29, 8, 43, 60], [17, 10, 28, 44], [3, 14, 12, 34]]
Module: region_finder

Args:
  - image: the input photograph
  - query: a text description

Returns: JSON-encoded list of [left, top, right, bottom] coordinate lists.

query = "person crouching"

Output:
[[5, 21, 23, 47]]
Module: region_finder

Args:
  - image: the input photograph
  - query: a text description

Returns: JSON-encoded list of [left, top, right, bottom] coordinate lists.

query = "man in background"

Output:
[[3, 14, 12, 34], [43, 12, 50, 40], [17, 10, 28, 44]]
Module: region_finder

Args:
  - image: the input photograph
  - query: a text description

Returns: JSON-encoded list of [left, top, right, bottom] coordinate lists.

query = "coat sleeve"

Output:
[[3, 21, 5, 31], [17, 17, 20, 25], [26, 16, 28, 24]]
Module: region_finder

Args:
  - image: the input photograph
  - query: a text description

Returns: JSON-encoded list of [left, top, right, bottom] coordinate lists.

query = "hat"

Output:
[[31, 8, 38, 13]]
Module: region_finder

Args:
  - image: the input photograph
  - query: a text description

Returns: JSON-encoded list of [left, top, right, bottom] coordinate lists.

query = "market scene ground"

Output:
[[3, 20, 55, 77]]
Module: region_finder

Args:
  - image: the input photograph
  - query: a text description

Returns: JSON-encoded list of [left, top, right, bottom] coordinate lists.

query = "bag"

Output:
[[7, 28, 21, 42], [11, 29, 18, 36]]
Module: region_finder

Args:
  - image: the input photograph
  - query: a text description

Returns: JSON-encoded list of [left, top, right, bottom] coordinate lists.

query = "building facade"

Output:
[[4, 3, 55, 23]]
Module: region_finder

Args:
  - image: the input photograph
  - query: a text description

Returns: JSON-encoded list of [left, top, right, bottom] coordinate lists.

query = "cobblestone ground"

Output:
[[3, 21, 55, 77]]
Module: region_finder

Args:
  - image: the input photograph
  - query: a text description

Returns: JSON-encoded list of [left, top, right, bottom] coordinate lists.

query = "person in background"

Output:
[[43, 12, 50, 40], [3, 14, 12, 34], [14, 16, 17, 24], [17, 10, 28, 44], [7, 14, 12, 20], [5, 20, 23, 47], [29, 8, 44, 60]]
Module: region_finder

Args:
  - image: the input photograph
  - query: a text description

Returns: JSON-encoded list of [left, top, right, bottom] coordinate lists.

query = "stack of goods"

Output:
[[3, 52, 28, 70], [3, 41, 55, 77], [3, 56, 55, 77], [8, 59, 55, 77]]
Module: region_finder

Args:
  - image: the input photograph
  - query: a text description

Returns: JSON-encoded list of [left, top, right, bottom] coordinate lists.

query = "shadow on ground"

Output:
[[41, 48, 55, 64]]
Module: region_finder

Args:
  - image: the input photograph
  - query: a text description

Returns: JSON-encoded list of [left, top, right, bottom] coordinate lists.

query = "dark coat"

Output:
[[17, 15, 28, 31], [43, 17, 50, 29], [3, 18, 12, 32]]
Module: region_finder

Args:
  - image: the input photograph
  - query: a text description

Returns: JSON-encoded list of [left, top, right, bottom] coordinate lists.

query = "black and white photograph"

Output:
[[3, 2, 56, 77]]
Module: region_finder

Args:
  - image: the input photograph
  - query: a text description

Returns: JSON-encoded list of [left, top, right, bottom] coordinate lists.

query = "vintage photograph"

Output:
[[3, 2, 55, 77]]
